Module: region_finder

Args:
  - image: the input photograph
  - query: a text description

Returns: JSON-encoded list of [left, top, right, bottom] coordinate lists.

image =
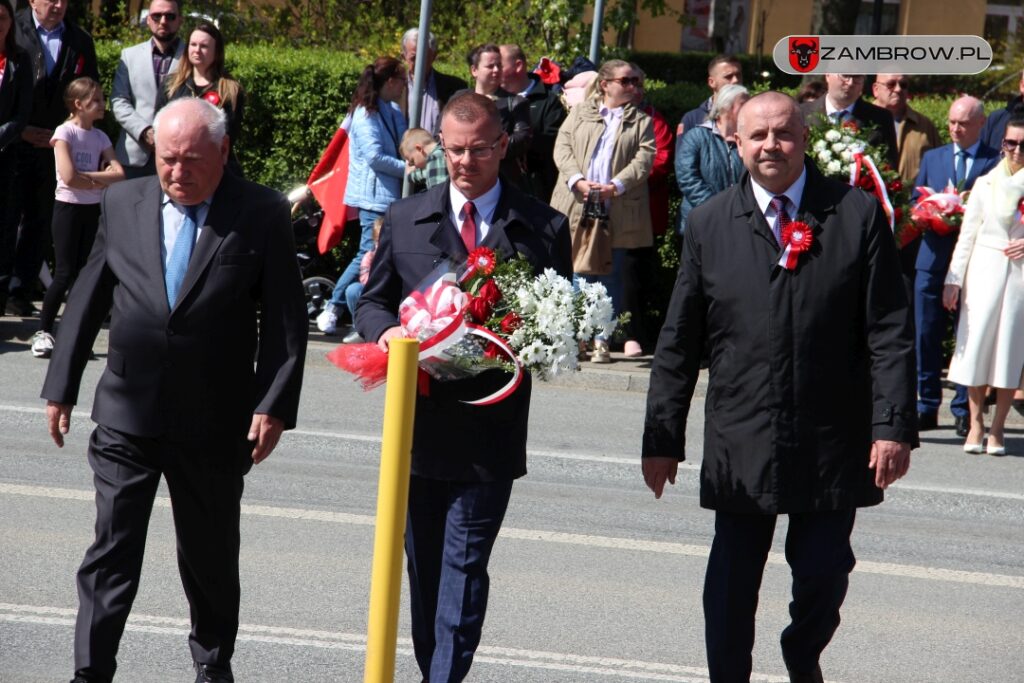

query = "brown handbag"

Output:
[[571, 188, 613, 275]]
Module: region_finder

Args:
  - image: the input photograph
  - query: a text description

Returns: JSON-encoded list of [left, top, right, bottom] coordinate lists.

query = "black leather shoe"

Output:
[[954, 414, 970, 437], [788, 664, 824, 683], [195, 663, 234, 683], [5, 292, 38, 317], [918, 412, 938, 431]]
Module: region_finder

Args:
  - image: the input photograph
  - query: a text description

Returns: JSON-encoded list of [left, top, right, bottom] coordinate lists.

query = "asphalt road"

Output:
[[1, 326, 1022, 682]]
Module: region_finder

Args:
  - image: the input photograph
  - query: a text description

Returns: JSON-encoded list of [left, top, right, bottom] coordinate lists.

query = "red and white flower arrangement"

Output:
[[911, 183, 968, 236]]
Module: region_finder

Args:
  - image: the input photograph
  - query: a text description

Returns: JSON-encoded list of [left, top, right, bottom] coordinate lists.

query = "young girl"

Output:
[[341, 217, 383, 344], [30, 77, 124, 359]]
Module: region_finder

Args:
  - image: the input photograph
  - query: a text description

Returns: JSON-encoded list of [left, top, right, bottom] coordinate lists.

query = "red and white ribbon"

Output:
[[851, 152, 895, 231]]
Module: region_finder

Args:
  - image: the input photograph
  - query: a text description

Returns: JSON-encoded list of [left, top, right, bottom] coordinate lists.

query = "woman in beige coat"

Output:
[[551, 60, 655, 361]]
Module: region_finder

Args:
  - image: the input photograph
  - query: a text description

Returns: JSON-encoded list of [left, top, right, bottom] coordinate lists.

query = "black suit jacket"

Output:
[[0, 48, 32, 151], [356, 182, 572, 482], [41, 174, 309, 440], [432, 68, 466, 110], [801, 96, 899, 168], [643, 161, 916, 514], [14, 9, 98, 130]]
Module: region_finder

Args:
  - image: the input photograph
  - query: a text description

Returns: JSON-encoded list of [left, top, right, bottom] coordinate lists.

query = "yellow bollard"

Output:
[[364, 338, 419, 683]]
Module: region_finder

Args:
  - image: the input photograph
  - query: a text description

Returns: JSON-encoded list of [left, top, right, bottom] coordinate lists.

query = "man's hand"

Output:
[[248, 413, 284, 464], [869, 439, 911, 489], [46, 401, 73, 448], [942, 284, 960, 311], [377, 326, 405, 352], [142, 127, 155, 150], [642, 456, 678, 499]]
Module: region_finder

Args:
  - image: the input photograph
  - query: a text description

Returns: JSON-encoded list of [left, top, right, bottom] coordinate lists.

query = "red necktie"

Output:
[[770, 195, 790, 246], [461, 201, 477, 252]]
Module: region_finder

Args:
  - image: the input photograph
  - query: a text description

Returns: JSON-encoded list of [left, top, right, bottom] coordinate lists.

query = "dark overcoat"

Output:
[[643, 161, 917, 514], [356, 181, 572, 483]]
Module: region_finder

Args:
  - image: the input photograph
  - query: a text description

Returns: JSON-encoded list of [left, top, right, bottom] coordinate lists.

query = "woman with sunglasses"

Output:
[[165, 22, 245, 175], [316, 57, 407, 336], [550, 59, 655, 362], [942, 115, 1024, 455]]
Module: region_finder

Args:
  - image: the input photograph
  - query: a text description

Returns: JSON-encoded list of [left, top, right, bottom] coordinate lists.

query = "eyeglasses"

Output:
[[606, 76, 641, 87], [878, 79, 909, 90], [149, 11, 178, 22], [1002, 139, 1024, 151], [440, 135, 504, 161]]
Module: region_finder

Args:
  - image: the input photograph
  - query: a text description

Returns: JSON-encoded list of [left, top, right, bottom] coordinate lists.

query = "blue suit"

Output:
[[912, 142, 1000, 418]]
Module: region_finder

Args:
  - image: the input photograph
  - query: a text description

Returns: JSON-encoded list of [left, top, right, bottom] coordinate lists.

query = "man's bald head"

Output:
[[947, 95, 985, 149], [736, 92, 808, 194], [154, 98, 230, 205]]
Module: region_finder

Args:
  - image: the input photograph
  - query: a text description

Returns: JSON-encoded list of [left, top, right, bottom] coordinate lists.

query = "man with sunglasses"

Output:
[[912, 96, 999, 436], [871, 73, 940, 183], [110, 0, 185, 177], [356, 92, 571, 683]]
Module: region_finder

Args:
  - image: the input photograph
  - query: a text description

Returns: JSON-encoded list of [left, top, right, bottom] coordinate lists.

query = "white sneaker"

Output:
[[31, 331, 55, 358], [316, 306, 338, 335], [342, 329, 363, 344]]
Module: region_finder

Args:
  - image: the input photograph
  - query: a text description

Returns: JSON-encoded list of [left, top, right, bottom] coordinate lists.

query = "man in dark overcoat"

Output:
[[356, 92, 572, 683], [642, 91, 917, 683]]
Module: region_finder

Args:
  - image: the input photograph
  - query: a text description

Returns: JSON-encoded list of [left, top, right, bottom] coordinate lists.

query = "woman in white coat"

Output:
[[943, 116, 1024, 455]]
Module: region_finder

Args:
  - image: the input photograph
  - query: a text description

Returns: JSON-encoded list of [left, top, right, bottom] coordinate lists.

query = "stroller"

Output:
[[287, 185, 337, 321]]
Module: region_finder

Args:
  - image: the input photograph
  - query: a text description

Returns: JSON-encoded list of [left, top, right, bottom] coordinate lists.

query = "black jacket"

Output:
[[643, 161, 917, 514], [15, 9, 98, 130], [356, 181, 572, 482], [802, 95, 899, 168], [521, 74, 567, 202], [0, 47, 32, 151]]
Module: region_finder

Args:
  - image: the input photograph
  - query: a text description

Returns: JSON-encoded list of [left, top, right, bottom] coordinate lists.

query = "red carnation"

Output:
[[888, 179, 903, 193], [499, 312, 522, 334], [466, 294, 492, 323], [841, 119, 860, 134], [478, 279, 502, 306], [202, 91, 222, 106]]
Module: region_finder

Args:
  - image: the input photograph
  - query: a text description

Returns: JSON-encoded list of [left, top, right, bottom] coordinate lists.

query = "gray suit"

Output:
[[111, 39, 184, 168]]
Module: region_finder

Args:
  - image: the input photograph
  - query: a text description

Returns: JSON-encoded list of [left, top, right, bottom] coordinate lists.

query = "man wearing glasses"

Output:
[[871, 73, 940, 183], [912, 96, 999, 435], [110, 0, 185, 177], [356, 92, 571, 683], [800, 73, 899, 167]]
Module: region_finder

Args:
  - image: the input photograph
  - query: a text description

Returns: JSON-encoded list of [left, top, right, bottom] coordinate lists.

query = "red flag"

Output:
[[308, 118, 356, 254]]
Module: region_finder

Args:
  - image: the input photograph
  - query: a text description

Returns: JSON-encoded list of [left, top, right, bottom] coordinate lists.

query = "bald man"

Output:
[[42, 98, 308, 683], [912, 96, 999, 436], [871, 73, 940, 182], [643, 91, 916, 683]]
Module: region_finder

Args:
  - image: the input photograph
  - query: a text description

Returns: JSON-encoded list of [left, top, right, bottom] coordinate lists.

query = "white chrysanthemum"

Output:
[[824, 129, 841, 142], [831, 142, 846, 154], [826, 159, 842, 174], [813, 139, 827, 151], [840, 149, 852, 162], [817, 150, 832, 164]]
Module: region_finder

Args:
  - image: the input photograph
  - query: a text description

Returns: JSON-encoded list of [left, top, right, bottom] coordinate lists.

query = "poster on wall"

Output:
[[680, 0, 750, 53]]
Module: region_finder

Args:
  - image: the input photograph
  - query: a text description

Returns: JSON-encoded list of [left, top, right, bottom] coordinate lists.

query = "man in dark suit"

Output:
[[41, 98, 308, 683], [356, 92, 571, 683], [979, 69, 1024, 151], [9, 0, 97, 316], [800, 73, 899, 168], [400, 27, 466, 136], [643, 92, 916, 683], [913, 96, 998, 435]]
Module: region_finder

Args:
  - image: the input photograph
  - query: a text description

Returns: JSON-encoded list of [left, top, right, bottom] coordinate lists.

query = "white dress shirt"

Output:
[[449, 180, 501, 246], [161, 195, 211, 271], [749, 168, 808, 245]]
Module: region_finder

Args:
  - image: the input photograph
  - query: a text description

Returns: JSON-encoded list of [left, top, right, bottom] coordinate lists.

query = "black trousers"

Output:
[[39, 201, 100, 333], [13, 143, 57, 296], [0, 146, 18, 302], [74, 425, 252, 681], [703, 508, 856, 683]]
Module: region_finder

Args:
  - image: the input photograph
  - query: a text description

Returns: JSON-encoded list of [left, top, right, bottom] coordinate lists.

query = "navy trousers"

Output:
[[703, 508, 856, 683], [74, 425, 250, 682], [405, 475, 513, 683], [915, 269, 968, 417]]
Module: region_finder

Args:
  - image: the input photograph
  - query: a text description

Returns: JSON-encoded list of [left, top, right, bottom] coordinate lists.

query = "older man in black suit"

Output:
[[9, 0, 98, 316], [356, 92, 571, 683], [801, 73, 899, 168], [643, 91, 916, 683], [42, 98, 308, 683]]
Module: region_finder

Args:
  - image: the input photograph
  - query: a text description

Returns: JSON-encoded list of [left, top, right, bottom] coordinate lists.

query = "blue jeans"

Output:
[[327, 209, 380, 313]]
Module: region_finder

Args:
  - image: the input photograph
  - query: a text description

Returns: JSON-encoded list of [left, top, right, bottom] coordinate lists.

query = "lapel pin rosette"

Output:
[[778, 221, 814, 270], [328, 247, 617, 405], [911, 183, 966, 237]]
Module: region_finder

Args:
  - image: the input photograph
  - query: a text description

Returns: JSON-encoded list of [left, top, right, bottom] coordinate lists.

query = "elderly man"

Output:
[[871, 73, 940, 183], [499, 43, 566, 201], [110, 0, 185, 177], [356, 92, 571, 683], [7, 0, 97, 316], [913, 96, 999, 435], [41, 98, 308, 683], [400, 28, 466, 135], [677, 54, 742, 137], [801, 73, 898, 167], [643, 91, 916, 683]]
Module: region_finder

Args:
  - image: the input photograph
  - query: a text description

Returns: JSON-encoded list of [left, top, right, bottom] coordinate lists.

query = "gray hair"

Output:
[[708, 84, 749, 122], [153, 98, 228, 145], [401, 28, 437, 54]]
